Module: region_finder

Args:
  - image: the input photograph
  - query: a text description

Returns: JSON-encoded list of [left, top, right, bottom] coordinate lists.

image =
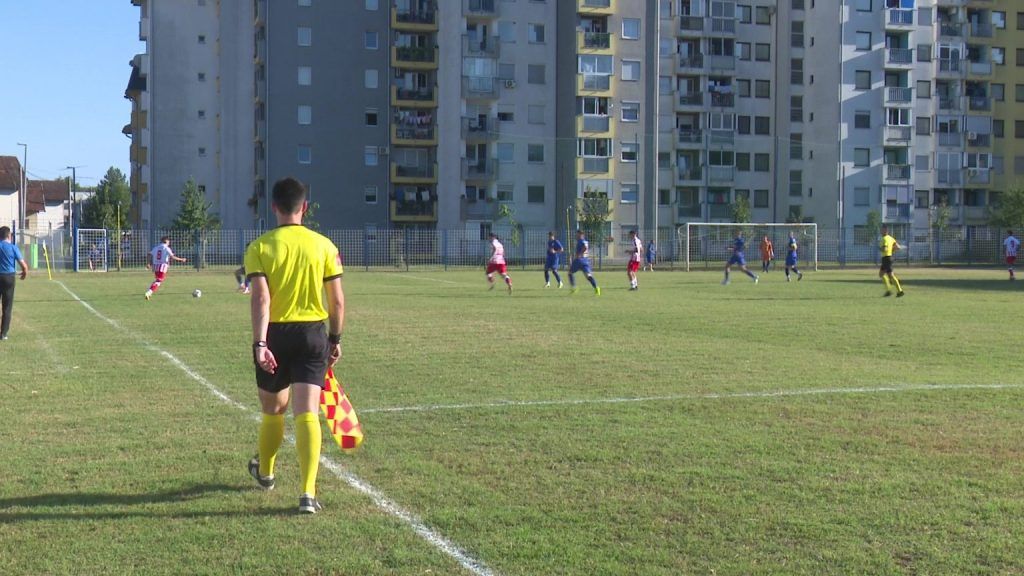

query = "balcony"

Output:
[[677, 92, 703, 109], [886, 48, 913, 66], [679, 16, 704, 35], [969, 60, 992, 75], [967, 133, 991, 147], [938, 22, 963, 37], [463, 76, 501, 100], [392, 85, 437, 108], [970, 22, 993, 37], [580, 32, 611, 50], [709, 92, 735, 107], [580, 157, 610, 173], [392, 124, 437, 146], [578, 74, 611, 92], [886, 87, 913, 103], [709, 166, 734, 182], [391, 162, 437, 184], [709, 130, 734, 145], [968, 96, 990, 111], [709, 17, 736, 34], [579, 0, 613, 14], [463, 35, 500, 58], [938, 96, 961, 110], [460, 197, 499, 220], [462, 117, 498, 141], [677, 54, 704, 71], [885, 164, 912, 180], [937, 132, 962, 147], [937, 58, 963, 75], [884, 203, 912, 222], [677, 204, 701, 220], [885, 126, 912, 142], [709, 204, 732, 220], [462, 159, 499, 181], [937, 169, 963, 185], [464, 0, 498, 18], [392, 46, 438, 70], [678, 129, 703, 147], [966, 168, 990, 185], [579, 115, 610, 133], [676, 167, 702, 184], [706, 55, 736, 70], [886, 9, 914, 26], [391, 197, 438, 223], [392, 5, 438, 32]]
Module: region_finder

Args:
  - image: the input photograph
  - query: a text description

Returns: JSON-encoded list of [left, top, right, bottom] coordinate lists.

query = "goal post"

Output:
[[681, 223, 818, 272], [76, 229, 109, 272]]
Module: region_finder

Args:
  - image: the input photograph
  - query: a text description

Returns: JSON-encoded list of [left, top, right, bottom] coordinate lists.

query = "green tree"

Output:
[[989, 188, 1024, 232], [864, 209, 882, 243], [304, 201, 322, 232], [497, 203, 521, 247], [932, 201, 951, 232], [577, 188, 612, 244], [172, 178, 220, 231], [731, 196, 751, 223], [81, 167, 130, 230]]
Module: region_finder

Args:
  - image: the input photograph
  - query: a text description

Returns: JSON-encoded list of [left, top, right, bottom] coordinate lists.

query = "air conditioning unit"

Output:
[[378, 146, 390, 155], [504, 79, 517, 89], [967, 131, 978, 141]]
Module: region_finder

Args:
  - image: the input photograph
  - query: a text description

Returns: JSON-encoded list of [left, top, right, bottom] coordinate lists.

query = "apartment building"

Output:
[[128, 0, 254, 230]]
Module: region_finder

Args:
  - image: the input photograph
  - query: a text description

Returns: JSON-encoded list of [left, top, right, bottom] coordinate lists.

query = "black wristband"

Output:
[[328, 333, 342, 345], [253, 340, 267, 348]]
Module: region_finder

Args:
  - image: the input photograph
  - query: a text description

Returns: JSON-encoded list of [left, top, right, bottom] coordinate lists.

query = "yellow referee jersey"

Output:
[[880, 234, 898, 257], [244, 224, 344, 323]]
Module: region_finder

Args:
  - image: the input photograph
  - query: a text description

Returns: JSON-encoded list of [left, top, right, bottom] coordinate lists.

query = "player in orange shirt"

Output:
[[759, 236, 774, 273]]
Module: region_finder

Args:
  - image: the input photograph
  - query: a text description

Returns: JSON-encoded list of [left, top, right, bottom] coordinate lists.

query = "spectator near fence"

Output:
[[0, 226, 29, 341]]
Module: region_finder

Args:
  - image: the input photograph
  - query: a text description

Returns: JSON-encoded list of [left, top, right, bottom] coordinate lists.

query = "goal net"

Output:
[[77, 228, 109, 272], [682, 223, 818, 272]]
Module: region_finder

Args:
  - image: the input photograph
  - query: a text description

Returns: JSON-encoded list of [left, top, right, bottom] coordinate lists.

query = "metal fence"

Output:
[[11, 225, 1013, 273]]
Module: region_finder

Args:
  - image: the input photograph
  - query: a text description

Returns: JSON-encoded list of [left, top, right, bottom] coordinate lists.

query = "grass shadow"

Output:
[[0, 483, 240, 509]]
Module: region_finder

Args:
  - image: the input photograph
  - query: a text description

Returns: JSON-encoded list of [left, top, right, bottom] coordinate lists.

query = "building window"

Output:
[[1017, 84, 1024, 102], [198, 109, 206, 119], [917, 44, 932, 63], [528, 144, 544, 163], [993, 83, 1005, 101], [364, 186, 378, 204], [1018, 12, 1024, 30], [197, 72, 206, 82], [365, 31, 379, 50], [916, 116, 931, 135], [754, 116, 770, 135], [620, 183, 638, 204], [915, 155, 929, 172], [497, 143, 515, 163], [754, 153, 770, 172], [298, 66, 312, 85], [298, 26, 312, 46], [754, 189, 769, 208], [854, 187, 870, 206], [737, 153, 750, 171], [738, 42, 751, 61], [755, 6, 771, 24], [497, 108, 514, 122], [790, 134, 803, 160], [527, 185, 545, 204], [755, 43, 770, 62], [198, 35, 206, 44], [855, 32, 871, 51], [791, 96, 803, 122], [364, 0, 377, 9], [738, 115, 751, 135], [791, 59, 803, 85], [789, 171, 802, 197], [854, 148, 869, 167], [755, 80, 770, 98], [621, 60, 641, 81], [364, 69, 378, 88], [622, 18, 640, 39], [854, 110, 870, 129], [855, 70, 871, 90], [365, 108, 378, 126], [298, 145, 312, 165], [993, 11, 1006, 29], [499, 21, 516, 43], [621, 142, 638, 163], [528, 104, 545, 124], [737, 79, 751, 98], [993, 47, 1005, 66], [621, 101, 639, 122], [855, 0, 871, 11], [497, 184, 513, 202], [198, 147, 207, 158], [527, 64, 545, 85], [994, 119, 1004, 138], [364, 146, 378, 166], [738, 5, 752, 23], [298, 105, 311, 125], [791, 21, 804, 48], [299, 0, 312, 5], [916, 80, 931, 98], [528, 23, 545, 43]]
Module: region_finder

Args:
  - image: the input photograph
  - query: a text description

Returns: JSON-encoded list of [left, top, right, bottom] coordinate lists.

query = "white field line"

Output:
[[54, 281, 495, 576], [361, 383, 1024, 415], [394, 274, 460, 285], [15, 316, 71, 375]]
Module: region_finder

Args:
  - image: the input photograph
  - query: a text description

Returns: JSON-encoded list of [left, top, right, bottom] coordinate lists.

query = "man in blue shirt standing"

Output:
[[0, 226, 29, 341], [722, 230, 759, 285], [569, 230, 601, 296], [544, 231, 564, 288]]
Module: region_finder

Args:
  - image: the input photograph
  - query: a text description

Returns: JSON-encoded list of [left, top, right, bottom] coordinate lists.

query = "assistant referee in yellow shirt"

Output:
[[879, 225, 905, 298], [244, 177, 345, 514]]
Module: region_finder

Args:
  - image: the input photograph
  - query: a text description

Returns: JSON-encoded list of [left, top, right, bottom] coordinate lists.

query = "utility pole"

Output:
[[16, 143, 27, 240]]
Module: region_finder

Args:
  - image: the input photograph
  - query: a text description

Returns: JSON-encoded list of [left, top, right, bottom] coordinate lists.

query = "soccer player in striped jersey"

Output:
[[1004, 230, 1019, 281], [144, 236, 187, 300], [569, 230, 600, 296], [627, 230, 643, 290], [879, 226, 904, 297], [486, 233, 512, 294]]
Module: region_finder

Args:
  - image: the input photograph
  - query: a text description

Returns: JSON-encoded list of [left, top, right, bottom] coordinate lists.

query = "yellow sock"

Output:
[[890, 274, 902, 292], [882, 275, 891, 291], [294, 412, 322, 497], [258, 414, 285, 477]]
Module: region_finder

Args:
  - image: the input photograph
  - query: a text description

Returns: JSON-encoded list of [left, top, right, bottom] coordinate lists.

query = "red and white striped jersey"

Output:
[[489, 238, 506, 265], [629, 236, 643, 263], [151, 243, 175, 273]]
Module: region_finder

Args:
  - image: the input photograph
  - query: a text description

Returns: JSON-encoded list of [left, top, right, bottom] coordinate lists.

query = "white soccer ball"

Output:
[[192, 289, 203, 299]]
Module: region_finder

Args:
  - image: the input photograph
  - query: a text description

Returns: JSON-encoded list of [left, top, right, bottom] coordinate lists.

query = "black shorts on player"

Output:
[[879, 256, 893, 274], [255, 321, 329, 393]]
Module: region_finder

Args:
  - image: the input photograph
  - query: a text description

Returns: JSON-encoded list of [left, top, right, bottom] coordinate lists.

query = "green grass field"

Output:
[[2, 267, 1023, 575]]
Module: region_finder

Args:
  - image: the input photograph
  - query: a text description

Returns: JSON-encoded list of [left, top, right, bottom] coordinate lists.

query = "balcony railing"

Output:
[[937, 58, 962, 73], [969, 60, 992, 75], [967, 168, 991, 184], [678, 54, 704, 69], [884, 203, 911, 221], [465, 0, 498, 17], [460, 197, 498, 220], [886, 87, 913, 102], [394, 86, 435, 102], [709, 17, 736, 34], [582, 32, 611, 49], [886, 48, 913, 64], [938, 132, 962, 147], [394, 163, 436, 180], [463, 35, 499, 58], [395, 7, 437, 26], [463, 76, 500, 98], [680, 16, 704, 33], [581, 157, 610, 173], [938, 169, 963, 185], [970, 22, 993, 37], [709, 166, 734, 182], [581, 74, 611, 91], [392, 198, 437, 220], [394, 125, 435, 142], [677, 204, 701, 219], [885, 126, 912, 142], [939, 22, 963, 37], [885, 164, 912, 180], [462, 159, 498, 180], [581, 115, 610, 132], [887, 9, 914, 25], [677, 167, 702, 182], [709, 204, 732, 219], [395, 45, 436, 64], [706, 55, 736, 70], [678, 92, 703, 107], [709, 92, 734, 107], [967, 133, 991, 147], [709, 131, 734, 145], [938, 96, 960, 110], [678, 129, 703, 145], [461, 117, 498, 140], [968, 96, 990, 111]]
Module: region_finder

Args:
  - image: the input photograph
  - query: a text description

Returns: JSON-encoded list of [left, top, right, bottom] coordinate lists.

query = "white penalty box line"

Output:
[[54, 281, 496, 576], [361, 383, 1024, 415]]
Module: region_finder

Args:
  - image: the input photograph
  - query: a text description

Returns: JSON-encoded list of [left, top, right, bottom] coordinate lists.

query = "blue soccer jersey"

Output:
[[728, 236, 746, 266], [786, 237, 799, 265], [547, 239, 563, 267]]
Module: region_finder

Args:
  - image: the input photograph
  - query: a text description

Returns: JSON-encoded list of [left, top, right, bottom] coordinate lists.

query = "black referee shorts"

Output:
[[256, 321, 329, 393], [880, 256, 894, 274]]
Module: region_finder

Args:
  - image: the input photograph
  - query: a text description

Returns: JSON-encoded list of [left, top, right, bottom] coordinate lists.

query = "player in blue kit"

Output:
[[722, 230, 759, 285], [544, 231, 564, 288], [784, 232, 804, 282], [569, 230, 601, 296]]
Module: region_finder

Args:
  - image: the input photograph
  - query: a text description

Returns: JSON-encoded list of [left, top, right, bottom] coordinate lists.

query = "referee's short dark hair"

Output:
[[0, 226, 9, 241], [272, 177, 307, 214]]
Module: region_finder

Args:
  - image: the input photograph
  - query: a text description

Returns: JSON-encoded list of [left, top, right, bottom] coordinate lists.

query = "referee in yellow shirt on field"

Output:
[[879, 225, 905, 298], [245, 177, 345, 514]]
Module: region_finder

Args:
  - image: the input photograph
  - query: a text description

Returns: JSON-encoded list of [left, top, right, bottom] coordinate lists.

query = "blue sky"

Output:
[[0, 1, 143, 187]]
